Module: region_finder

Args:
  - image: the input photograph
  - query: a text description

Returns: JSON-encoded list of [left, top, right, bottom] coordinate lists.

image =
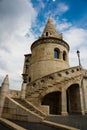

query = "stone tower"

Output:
[[22, 17, 87, 115], [1, 17, 87, 127], [23, 17, 70, 83]]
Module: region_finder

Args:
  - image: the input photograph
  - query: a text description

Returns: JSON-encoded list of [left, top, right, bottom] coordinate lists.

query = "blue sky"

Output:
[[31, 0, 87, 26], [0, 0, 87, 89]]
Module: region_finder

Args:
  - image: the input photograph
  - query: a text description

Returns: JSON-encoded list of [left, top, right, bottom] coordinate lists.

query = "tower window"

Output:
[[29, 77, 31, 82], [63, 51, 67, 61], [46, 32, 48, 36], [54, 48, 60, 59]]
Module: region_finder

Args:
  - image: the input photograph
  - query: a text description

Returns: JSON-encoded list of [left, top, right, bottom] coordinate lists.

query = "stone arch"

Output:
[[41, 91, 61, 114], [66, 84, 81, 114]]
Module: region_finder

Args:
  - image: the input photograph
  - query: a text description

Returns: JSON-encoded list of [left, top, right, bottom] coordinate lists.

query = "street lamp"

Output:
[[77, 50, 81, 67]]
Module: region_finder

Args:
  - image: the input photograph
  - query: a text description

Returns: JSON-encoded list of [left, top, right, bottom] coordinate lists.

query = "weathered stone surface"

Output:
[[0, 17, 87, 125]]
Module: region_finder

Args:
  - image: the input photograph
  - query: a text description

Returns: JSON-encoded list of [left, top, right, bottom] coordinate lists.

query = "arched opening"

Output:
[[46, 32, 48, 36], [63, 51, 67, 61], [67, 84, 81, 114], [54, 48, 60, 59], [41, 91, 61, 114]]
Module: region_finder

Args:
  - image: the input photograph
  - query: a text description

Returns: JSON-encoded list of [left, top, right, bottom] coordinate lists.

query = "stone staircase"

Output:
[[26, 66, 83, 100], [13, 98, 46, 118]]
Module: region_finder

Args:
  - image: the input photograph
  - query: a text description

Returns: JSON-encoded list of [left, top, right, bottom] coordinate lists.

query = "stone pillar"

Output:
[[0, 75, 9, 117], [82, 78, 87, 113], [79, 85, 85, 115], [66, 53, 69, 62], [61, 88, 68, 115], [21, 83, 27, 99], [59, 51, 63, 59]]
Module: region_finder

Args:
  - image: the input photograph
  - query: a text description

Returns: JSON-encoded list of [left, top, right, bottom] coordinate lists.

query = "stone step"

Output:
[[13, 98, 45, 118]]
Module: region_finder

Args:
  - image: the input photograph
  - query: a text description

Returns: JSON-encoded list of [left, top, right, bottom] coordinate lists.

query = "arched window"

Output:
[[46, 32, 48, 36], [63, 51, 67, 61], [54, 48, 60, 59]]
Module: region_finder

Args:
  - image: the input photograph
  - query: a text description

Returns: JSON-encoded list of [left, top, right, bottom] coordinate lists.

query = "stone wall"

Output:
[[8, 90, 21, 98], [28, 38, 70, 82], [2, 97, 43, 122]]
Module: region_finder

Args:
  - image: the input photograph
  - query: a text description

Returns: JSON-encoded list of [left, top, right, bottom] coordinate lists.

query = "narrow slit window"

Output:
[[63, 51, 67, 61], [46, 32, 48, 36]]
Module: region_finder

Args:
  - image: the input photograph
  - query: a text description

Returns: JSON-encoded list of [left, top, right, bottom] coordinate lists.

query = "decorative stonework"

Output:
[[26, 66, 83, 101], [31, 37, 69, 51]]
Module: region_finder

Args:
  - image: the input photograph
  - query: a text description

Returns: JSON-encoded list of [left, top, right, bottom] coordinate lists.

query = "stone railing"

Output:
[[26, 66, 83, 98], [28, 66, 82, 85]]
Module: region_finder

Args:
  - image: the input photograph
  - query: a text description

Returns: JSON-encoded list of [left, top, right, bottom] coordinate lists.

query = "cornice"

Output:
[[31, 37, 70, 51]]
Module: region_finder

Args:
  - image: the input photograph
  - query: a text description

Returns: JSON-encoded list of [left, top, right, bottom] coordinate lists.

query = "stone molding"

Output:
[[31, 37, 70, 51]]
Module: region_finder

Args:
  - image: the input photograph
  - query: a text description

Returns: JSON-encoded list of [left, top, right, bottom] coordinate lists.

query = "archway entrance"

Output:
[[41, 92, 61, 114], [67, 84, 81, 114]]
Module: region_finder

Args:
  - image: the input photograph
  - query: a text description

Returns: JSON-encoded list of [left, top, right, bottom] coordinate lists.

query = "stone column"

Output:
[[59, 51, 63, 59], [0, 75, 9, 117], [20, 83, 27, 99], [82, 78, 87, 113], [61, 88, 68, 115], [79, 85, 85, 115], [66, 53, 69, 62]]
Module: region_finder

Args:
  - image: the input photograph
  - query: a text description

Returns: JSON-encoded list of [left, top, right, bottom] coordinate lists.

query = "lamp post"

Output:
[[77, 50, 81, 67]]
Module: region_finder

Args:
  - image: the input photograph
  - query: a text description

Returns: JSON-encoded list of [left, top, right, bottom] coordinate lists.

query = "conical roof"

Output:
[[41, 17, 62, 39]]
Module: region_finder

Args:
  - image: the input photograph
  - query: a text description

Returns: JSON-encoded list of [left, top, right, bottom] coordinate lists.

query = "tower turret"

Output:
[[26, 17, 70, 82]]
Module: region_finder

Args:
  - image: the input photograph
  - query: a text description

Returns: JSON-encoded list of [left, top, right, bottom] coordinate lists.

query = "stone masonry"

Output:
[[0, 17, 87, 123]]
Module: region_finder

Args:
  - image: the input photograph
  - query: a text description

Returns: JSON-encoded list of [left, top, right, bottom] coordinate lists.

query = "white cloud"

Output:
[[57, 22, 72, 31], [54, 18, 72, 32], [44, 2, 69, 19], [57, 3, 69, 14], [63, 27, 87, 49], [63, 27, 87, 69], [0, 0, 37, 89]]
